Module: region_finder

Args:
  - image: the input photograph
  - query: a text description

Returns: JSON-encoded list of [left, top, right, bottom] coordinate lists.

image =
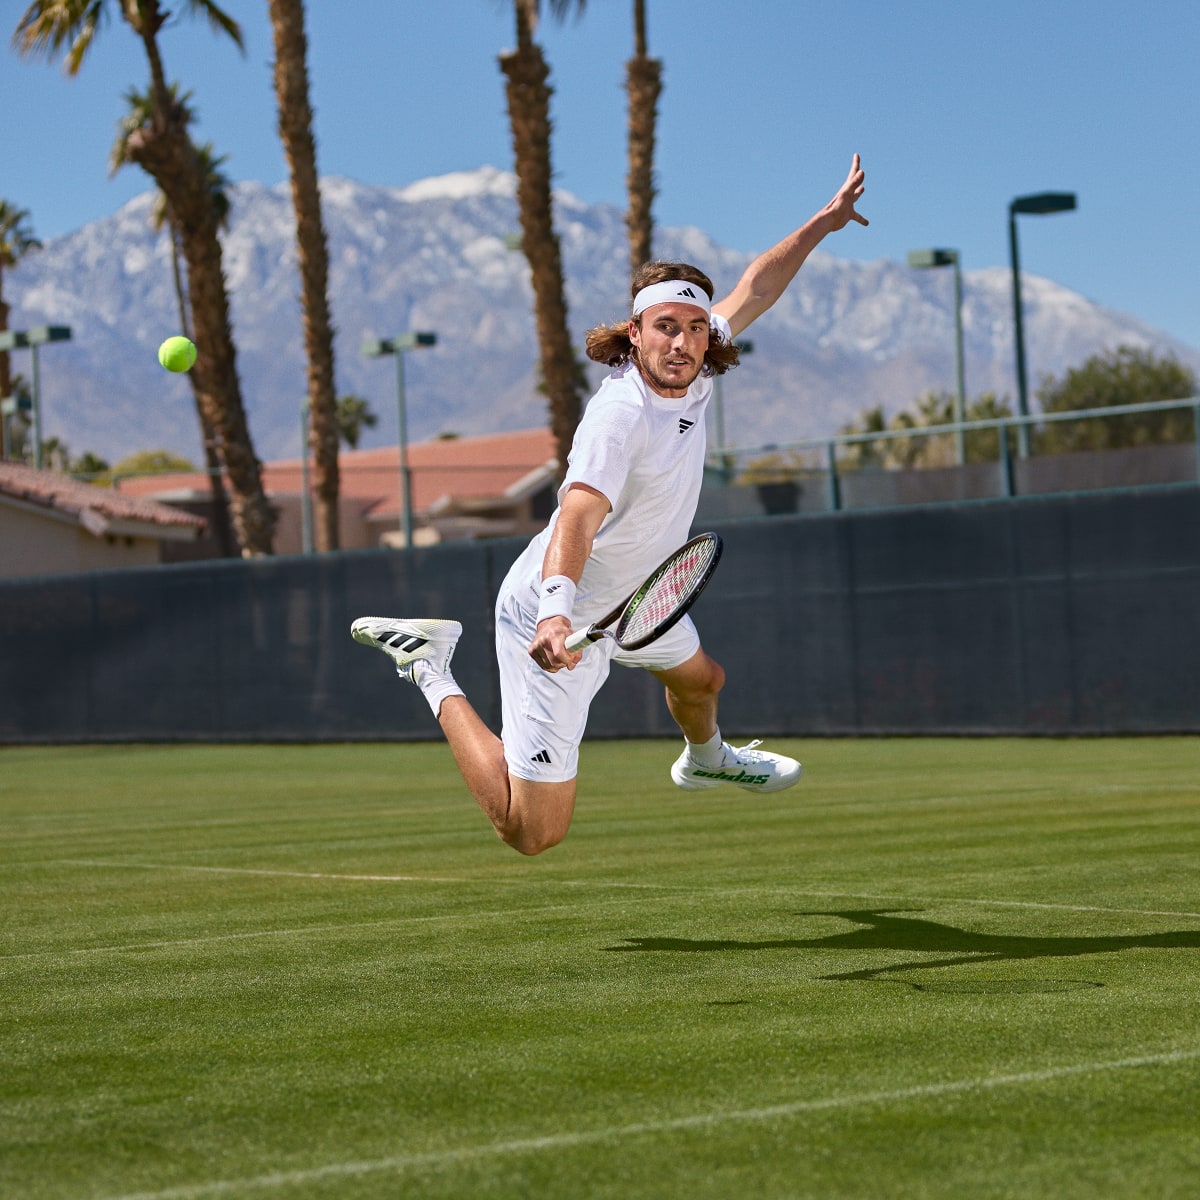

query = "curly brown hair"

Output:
[[583, 261, 741, 377]]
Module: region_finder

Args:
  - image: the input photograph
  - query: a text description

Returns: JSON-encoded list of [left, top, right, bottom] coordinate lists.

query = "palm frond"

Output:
[[12, 0, 107, 76], [178, 0, 244, 52]]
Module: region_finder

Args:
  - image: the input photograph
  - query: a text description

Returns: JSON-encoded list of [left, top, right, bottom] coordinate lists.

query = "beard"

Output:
[[633, 350, 704, 395]]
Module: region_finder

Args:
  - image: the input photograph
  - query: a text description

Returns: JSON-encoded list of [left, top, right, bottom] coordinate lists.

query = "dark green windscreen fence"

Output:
[[2, 487, 1198, 742]]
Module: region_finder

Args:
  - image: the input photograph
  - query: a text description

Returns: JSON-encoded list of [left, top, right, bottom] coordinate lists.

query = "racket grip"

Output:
[[564, 626, 602, 653]]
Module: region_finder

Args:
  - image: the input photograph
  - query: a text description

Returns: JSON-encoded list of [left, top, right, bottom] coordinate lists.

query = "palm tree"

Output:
[[267, 0, 340, 552], [335, 394, 378, 450], [15, 0, 276, 556], [0, 201, 42, 410], [624, 0, 661, 277], [143, 118, 237, 557], [499, 0, 587, 480]]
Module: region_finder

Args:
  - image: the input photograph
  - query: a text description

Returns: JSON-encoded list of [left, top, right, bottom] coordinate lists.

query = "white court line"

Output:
[[0, 896, 670, 962], [58, 859, 670, 888], [53, 861, 1200, 920], [106, 1047, 1200, 1200], [60, 860, 480, 885]]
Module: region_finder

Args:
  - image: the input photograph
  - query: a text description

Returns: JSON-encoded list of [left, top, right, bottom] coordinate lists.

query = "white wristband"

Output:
[[536, 574, 576, 624]]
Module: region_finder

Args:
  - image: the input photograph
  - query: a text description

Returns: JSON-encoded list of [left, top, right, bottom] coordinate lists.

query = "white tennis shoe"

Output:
[[671, 739, 803, 793], [350, 617, 461, 682]]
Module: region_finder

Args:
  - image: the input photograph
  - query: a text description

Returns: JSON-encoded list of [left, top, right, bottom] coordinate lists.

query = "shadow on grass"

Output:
[[603, 908, 1200, 981]]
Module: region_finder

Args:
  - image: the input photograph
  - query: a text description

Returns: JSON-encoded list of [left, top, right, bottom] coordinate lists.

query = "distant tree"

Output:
[[624, 0, 661, 278], [735, 448, 815, 485], [15, 0, 277, 556], [964, 393, 1017, 463], [335, 394, 378, 450], [499, 0, 588, 482], [1034, 346, 1196, 453], [1, 371, 31, 460], [39, 435, 70, 472], [268, 0, 340, 551], [837, 402, 889, 469], [887, 391, 957, 468], [0, 201, 42, 404], [71, 450, 111, 480], [838, 392, 1016, 469], [107, 449, 196, 485]]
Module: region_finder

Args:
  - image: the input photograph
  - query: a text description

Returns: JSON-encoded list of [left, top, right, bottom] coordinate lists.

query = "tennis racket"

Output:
[[563, 532, 723, 653]]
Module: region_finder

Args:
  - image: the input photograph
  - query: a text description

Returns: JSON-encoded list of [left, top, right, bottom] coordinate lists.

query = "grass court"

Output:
[[3, 737, 1200, 1198]]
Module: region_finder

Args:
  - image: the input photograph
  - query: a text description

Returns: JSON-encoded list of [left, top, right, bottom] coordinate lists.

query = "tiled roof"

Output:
[[0, 462, 207, 537], [115, 427, 558, 520]]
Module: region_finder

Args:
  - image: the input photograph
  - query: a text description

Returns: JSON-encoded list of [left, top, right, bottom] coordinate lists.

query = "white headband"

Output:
[[631, 279, 712, 317]]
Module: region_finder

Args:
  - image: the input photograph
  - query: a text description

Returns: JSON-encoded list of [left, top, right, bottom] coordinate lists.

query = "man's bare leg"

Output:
[[349, 618, 574, 855], [653, 648, 726, 743], [437, 696, 575, 855], [653, 648, 803, 792]]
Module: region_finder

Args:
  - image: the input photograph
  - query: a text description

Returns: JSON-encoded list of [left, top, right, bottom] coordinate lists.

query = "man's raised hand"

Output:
[[826, 153, 869, 230]]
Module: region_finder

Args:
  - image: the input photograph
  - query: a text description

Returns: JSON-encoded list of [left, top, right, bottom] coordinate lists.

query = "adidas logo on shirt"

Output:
[[678, 419, 695, 435]]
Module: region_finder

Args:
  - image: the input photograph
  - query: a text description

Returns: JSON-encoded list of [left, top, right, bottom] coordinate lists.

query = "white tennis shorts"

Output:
[[495, 590, 701, 784]]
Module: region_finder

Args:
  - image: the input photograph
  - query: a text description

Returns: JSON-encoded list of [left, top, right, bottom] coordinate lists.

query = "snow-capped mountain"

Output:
[[9, 166, 1199, 465]]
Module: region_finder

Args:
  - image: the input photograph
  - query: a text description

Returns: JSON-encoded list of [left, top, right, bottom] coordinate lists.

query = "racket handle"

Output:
[[564, 626, 604, 653]]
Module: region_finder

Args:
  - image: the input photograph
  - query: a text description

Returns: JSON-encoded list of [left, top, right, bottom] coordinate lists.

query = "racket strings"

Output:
[[619, 541, 717, 644]]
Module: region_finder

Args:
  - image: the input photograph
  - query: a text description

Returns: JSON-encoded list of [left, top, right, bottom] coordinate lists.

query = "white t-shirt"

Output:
[[500, 314, 730, 626]]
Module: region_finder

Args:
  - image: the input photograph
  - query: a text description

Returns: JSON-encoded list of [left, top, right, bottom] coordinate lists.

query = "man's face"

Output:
[[629, 302, 710, 398]]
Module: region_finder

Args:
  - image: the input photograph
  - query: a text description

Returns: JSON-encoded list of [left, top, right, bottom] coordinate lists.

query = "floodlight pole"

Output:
[[908, 249, 966, 464], [1009, 192, 1076, 458], [362, 331, 438, 549]]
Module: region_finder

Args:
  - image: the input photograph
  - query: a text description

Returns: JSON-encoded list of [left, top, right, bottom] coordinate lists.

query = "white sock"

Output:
[[686, 728, 726, 767], [407, 663, 465, 720]]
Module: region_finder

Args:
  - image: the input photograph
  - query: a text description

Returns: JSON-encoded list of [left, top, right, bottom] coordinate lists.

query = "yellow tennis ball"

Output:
[[158, 336, 197, 373]]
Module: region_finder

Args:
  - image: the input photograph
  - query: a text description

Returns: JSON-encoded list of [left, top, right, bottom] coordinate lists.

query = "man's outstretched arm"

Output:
[[713, 154, 868, 338]]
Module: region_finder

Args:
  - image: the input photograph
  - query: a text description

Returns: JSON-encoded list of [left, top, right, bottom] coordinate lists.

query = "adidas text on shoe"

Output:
[[350, 617, 461, 681], [671, 739, 802, 793]]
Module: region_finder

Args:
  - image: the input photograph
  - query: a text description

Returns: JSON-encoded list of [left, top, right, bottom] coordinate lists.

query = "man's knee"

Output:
[[500, 823, 567, 856], [500, 777, 576, 856], [663, 651, 725, 704]]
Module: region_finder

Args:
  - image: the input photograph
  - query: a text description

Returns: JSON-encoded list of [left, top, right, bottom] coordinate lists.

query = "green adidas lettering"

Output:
[[691, 768, 770, 785]]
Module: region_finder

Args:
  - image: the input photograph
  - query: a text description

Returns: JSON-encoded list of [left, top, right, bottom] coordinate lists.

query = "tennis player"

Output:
[[353, 154, 868, 855]]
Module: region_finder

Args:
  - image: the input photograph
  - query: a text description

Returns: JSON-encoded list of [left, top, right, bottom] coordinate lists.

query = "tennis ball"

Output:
[[158, 335, 197, 373]]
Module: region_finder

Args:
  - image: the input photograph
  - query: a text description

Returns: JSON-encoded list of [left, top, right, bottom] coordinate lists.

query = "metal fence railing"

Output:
[[703, 396, 1200, 517]]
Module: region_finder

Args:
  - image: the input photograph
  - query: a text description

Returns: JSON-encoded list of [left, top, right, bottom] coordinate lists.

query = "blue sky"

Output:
[[3, 0, 1197, 348]]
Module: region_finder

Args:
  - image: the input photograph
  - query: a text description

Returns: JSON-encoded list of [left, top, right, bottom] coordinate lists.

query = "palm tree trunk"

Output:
[[268, 0, 340, 552], [500, 28, 582, 482], [168, 218, 235, 557], [180, 212, 275, 556], [625, 37, 661, 277], [127, 124, 275, 556]]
